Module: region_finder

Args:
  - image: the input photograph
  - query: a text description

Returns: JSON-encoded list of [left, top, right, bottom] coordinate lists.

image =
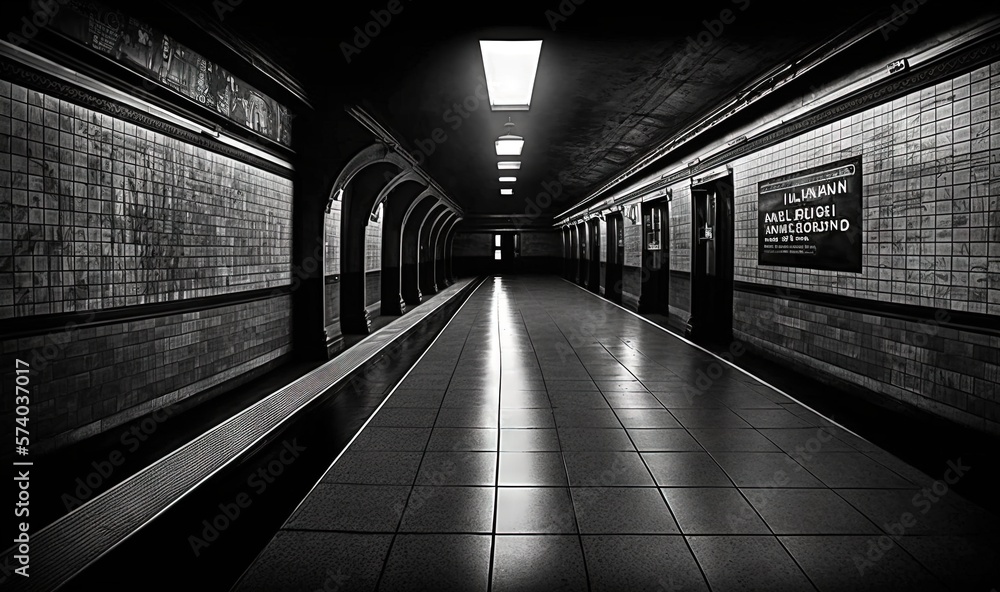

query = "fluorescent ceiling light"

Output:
[[480, 40, 542, 110], [495, 135, 523, 156], [499, 176, 517, 182], [498, 161, 521, 170], [500, 188, 513, 195]]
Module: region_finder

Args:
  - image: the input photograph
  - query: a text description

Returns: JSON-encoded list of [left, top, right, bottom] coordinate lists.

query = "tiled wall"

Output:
[[0, 79, 295, 447], [626, 60, 1000, 431], [668, 184, 692, 275], [0, 81, 293, 319], [325, 198, 342, 276], [726, 62, 1000, 432], [365, 210, 383, 272], [1, 295, 292, 449], [731, 63, 999, 316]]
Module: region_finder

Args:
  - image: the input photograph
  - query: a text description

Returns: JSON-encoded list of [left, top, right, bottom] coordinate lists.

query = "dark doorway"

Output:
[[688, 175, 735, 344], [605, 212, 624, 304], [577, 224, 588, 287], [587, 219, 601, 293], [639, 199, 670, 314], [494, 232, 519, 274]]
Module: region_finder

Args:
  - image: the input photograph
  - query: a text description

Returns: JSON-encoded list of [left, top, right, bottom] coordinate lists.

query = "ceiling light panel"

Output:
[[480, 40, 543, 111]]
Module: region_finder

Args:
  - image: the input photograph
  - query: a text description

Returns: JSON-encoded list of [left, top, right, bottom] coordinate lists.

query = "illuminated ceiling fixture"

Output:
[[497, 161, 521, 170], [499, 176, 517, 182], [479, 40, 543, 110], [495, 118, 524, 156], [500, 188, 513, 195]]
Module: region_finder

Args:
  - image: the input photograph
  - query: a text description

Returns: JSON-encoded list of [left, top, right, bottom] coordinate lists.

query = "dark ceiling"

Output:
[[154, 0, 994, 223]]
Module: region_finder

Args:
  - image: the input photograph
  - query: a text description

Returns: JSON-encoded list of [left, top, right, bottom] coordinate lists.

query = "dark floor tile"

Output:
[[895, 535, 1000, 590], [366, 407, 438, 428], [653, 391, 728, 408], [572, 487, 680, 534], [595, 379, 649, 392], [757, 428, 857, 453], [500, 408, 556, 428], [603, 391, 663, 408], [377, 534, 491, 592], [688, 428, 782, 452], [687, 535, 815, 591], [543, 379, 600, 392], [492, 535, 588, 592], [415, 451, 497, 486], [562, 451, 656, 486], [399, 486, 495, 533], [440, 389, 500, 408], [779, 535, 947, 591], [669, 408, 752, 429], [613, 408, 680, 428], [498, 452, 568, 486], [322, 450, 423, 486], [712, 452, 824, 487], [234, 531, 391, 592], [733, 408, 812, 428], [552, 408, 621, 428], [581, 535, 709, 592], [557, 427, 635, 451], [496, 487, 577, 533], [643, 452, 732, 487], [434, 406, 499, 428], [382, 389, 446, 408], [350, 427, 432, 452], [628, 428, 704, 452], [661, 488, 770, 534], [499, 428, 561, 452], [712, 392, 784, 409], [448, 375, 501, 391], [795, 452, 917, 488], [743, 488, 881, 534], [426, 428, 498, 451], [836, 488, 1000, 535], [548, 390, 612, 409], [398, 374, 452, 390], [285, 484, 409, 532]]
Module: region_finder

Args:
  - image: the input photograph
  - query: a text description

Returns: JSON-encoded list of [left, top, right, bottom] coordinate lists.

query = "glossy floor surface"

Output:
[[235, 276, 1000, 592]]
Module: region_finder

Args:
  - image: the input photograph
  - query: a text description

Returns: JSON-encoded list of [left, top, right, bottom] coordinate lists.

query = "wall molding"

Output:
[[734, 281, 1000, 339], [1, 285, 293, 341], [0, 55, 294, 178]]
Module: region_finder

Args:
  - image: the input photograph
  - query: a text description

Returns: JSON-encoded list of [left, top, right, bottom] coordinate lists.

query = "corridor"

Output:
[[235, 276, 999, 592]]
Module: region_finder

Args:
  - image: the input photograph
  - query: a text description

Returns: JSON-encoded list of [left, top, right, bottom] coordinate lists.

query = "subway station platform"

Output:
[[233, 276, 1000, 592]]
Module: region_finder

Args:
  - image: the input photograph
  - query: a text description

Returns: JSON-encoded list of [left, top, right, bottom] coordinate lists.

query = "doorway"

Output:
[[688, 175, 734, 343], [494, 232, 519, 274], [587, 219, 601, 293], [605, 212, 624, 304], [639, 199, 670, 314]]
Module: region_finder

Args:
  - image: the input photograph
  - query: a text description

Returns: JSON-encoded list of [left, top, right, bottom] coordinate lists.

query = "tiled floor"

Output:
[[235, 276, 1000, 592]]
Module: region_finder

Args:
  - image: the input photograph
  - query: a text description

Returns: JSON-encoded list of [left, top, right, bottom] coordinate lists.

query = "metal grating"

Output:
[[1, 279, 475, 592]]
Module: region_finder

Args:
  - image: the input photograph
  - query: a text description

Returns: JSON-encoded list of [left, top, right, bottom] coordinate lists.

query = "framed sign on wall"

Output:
[[757, 155, 863, 272]]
